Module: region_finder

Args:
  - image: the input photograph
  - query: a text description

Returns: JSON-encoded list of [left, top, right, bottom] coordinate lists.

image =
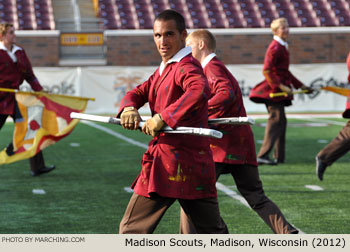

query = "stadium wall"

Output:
[[16, 27, 350, 67], [16, 30, 60, 67], [24, 64, 348, 114], [105, 27, 350, 66]]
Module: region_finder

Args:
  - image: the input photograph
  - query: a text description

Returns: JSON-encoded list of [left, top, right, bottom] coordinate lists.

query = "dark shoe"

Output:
[[31, 165, 55, 177], [315, 156, 327, 181], [290, 229, 300, 234], [5, 142, 14, 156], [257, 157, 277, 165]]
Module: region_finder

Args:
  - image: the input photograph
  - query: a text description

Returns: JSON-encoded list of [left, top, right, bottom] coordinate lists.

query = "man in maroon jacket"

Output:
[[249, 18, 313, 165], [181, 29, 298, 234], [117, 10, 228, 234], [0, 23, 55, 176], [316, 52, 350, 181]]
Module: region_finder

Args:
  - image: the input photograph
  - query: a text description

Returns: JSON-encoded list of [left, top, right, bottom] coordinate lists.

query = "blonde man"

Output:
[[249, 18, 313, 165], [0, 23, 55, 176], [181, 29, 298, 234]]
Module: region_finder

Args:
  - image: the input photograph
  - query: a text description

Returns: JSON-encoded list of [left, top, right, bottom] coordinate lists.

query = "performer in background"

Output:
[[249, 18, 313, 165], [0, 23, 55, 176], [181, 29, 298, 234], [117, 10, 228, 234], [315, 52, 350, 181]]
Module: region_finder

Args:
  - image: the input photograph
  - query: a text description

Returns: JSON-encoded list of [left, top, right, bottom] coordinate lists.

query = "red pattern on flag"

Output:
[[29, 120, 40, 130], [0, 92, 91, 165]]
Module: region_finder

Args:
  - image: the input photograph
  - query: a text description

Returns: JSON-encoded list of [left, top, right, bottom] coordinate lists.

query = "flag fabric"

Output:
[[321, 86, 350, 97], [269, 86, 350, 98], [0, 91, 90, 165]]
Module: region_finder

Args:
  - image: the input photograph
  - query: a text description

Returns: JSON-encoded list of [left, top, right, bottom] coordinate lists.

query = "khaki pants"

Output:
[[317, 120, 350, 165], [119, 192, 228, 234], [180, 163, 298, 234], [257, 103, 287, 163]]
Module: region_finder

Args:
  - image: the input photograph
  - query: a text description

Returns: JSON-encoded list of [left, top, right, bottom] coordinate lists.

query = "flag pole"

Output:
[[269, 89, 309, 98], [269, 86, 350, 98], [70, 112, 223, 139], [0, 87, 95, 101]]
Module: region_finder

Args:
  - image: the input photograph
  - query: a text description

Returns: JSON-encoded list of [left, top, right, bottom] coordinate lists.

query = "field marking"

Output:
[[82, 121, 249, 203], [81, 121, 148, 149], [124, 187, 134, 193], [217, 182, 304, 233], [302, 118, 346, 126], [216, 182, 250, 207], [32, 189, 46, 195], [250, 114, 343, 119], [252, 113, 347, 128], [84, 120, 305, 233], [305, 185, 324, 191]]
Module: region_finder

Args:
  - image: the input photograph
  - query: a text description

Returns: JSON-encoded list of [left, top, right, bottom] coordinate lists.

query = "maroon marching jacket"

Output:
[[0, 45, 43, 115], [249, 39, 303, 105], [342, 52, 350, 119], [204, 56, 258, 166], [117, 53, 217, 200]]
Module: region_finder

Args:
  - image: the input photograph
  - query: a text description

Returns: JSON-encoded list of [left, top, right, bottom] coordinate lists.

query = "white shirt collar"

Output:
[[159, 46, 192, 75], [0, 42, 22, 62], [273, 35, 288, 49], [201, 53, 216, 68]]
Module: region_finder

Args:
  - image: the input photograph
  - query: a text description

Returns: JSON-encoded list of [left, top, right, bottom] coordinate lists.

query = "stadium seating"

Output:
[[0, 0, 55, 30], [1, 0, 349, 30], [34, 0, 55, 30], [256, 0, 279, 26], [98, 0, 350, 29], [0, 0, 17, 25]]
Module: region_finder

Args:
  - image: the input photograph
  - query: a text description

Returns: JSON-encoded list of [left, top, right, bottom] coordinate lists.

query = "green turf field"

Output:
[[0, 117, 349, 234]]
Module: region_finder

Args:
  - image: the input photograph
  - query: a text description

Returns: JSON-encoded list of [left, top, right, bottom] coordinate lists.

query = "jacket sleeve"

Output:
[[347, 52, 350, 83], [263, 44, 281, 88], [18, 50, 43, 91], [289, 72, 303, 89], [116, 73, 154, 117], [160, 62, 210, 129], [206, 66, 235, 118]]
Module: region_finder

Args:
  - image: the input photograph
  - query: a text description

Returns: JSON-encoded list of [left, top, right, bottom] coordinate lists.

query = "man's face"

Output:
[[153, 19, 187, 63], [2, 27, 16, 45], [275, 24, 289, 41], [186, 36, 200, 61]]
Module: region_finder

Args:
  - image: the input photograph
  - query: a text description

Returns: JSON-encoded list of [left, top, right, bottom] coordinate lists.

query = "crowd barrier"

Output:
[[22, 63, 348, 115]]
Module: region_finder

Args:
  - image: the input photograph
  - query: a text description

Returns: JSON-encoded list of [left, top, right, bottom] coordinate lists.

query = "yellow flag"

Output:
[[0, 92, 91, 165], [321, 86, 350, 97]]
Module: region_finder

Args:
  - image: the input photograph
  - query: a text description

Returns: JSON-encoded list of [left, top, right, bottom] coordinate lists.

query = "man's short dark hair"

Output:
[[154, 9, 186, 33]]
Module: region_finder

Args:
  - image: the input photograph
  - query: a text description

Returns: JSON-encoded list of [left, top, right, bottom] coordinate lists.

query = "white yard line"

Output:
[[124, 187, 134, 193], [305, 185, 324, 191], [216, 182, 305, 233], [82, 121, 148, 149], [250, 113, 346, 126], [215, 182, 250, 207], [249, 113, 343, 119], [302, 118, 346, 126], [32, 189, 46, 195], [84, 120, 305, 233]]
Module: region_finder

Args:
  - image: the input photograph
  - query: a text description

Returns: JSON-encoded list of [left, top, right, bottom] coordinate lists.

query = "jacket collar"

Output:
[[159, 46, 192, 75], [202, 53, 216, 68], [0, 42, 22, 62], [273, 35, 288, 49]]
